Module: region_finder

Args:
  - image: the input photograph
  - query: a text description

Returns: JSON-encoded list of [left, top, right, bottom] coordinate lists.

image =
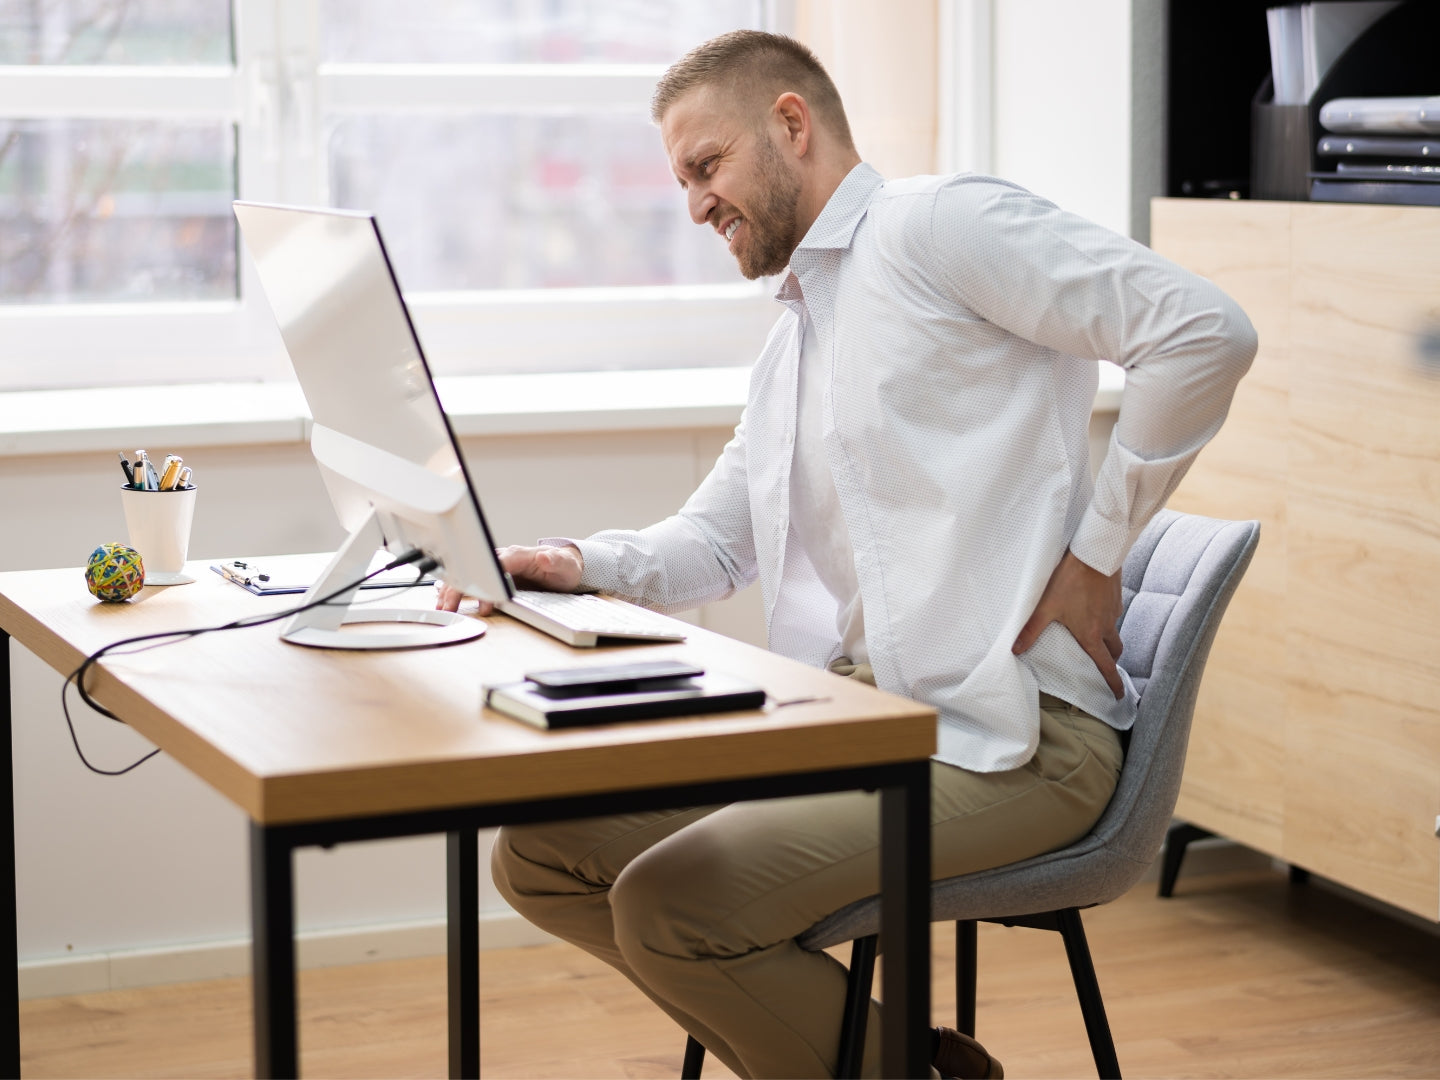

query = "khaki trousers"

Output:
[[492, 694, 1122, 1079]]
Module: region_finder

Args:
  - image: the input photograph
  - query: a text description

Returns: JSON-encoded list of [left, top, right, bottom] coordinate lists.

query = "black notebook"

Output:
[[484, 672, 767, 729]]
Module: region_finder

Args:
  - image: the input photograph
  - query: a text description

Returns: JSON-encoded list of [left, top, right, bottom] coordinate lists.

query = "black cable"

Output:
[[62, 550, 433, 776], [334, 560, 438, 607]]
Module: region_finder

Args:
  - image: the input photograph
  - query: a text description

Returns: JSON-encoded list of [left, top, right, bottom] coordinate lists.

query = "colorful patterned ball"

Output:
[[85, 543, 146, 602]]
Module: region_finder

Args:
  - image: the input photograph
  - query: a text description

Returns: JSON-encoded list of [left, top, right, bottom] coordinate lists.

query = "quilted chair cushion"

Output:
[[799, 510, 1260, 951]]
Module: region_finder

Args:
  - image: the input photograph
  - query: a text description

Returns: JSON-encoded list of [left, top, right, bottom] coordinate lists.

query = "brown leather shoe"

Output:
[[932, 1026, 1004, 1079]]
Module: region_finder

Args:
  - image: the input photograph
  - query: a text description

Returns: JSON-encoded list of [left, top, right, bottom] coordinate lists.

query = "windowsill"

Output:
[[0, 364, 1124, 459]]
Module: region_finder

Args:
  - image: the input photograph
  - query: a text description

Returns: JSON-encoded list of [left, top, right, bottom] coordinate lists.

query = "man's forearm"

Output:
[[561, 514, 757, 613]]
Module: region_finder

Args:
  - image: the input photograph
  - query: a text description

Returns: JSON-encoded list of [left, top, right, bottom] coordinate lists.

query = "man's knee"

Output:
[[490, 822, 597, 908], [610, 826, 746, 969], [489, 825, 536, 910], [493, 811, 712, 913]]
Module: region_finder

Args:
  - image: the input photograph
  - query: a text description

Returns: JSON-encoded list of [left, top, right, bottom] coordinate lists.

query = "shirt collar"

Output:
[[794, 162, 884, 253], [772, 162, 883, 304]]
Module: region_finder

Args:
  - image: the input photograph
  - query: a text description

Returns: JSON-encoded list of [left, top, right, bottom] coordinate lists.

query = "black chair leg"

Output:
[[1055, 908, 1121, 1079], [955, 919, 977, 1037], [1158, 822, 1213, 897], [687, 912, 1116, 1077], [835, 935, 879, 1079], [683, 936, 879, 1080], [681, 1035, 706, 1079]]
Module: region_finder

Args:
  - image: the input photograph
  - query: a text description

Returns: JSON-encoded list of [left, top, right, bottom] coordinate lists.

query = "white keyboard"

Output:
[[509, 590, 687, 643]]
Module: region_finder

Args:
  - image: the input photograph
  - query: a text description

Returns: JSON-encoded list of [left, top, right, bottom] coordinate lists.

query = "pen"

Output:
[[159, 456, 182, 491], [136, 450, 159, 491], [118, 453, 135, 487], [218, 562, 253, 586], [177, 466, 192, 490]]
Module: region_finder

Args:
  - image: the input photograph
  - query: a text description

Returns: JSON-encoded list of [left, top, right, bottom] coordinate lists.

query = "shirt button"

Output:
[[784, 429, 794, 445]]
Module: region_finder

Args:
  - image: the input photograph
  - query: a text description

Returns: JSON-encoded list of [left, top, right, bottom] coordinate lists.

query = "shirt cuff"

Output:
[[1067, 505, 1139, 578], [537, 537, 606, 593]]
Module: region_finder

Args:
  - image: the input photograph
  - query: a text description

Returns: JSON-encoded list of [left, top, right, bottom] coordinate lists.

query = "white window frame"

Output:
[[0, 0, 783, 393], [937, 0, 993, 176]]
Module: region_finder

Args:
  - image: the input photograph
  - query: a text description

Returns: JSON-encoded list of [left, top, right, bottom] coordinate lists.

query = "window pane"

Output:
[[328, 114, 739, 291], [0, 0, 231, 65], [0, 118, 236, 304], [321, 0, 761, 64]]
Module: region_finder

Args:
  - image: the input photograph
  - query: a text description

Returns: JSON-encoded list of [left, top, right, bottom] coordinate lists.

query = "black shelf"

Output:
[[1166, 0, 1440, 202], [1167, 0, 1273, 199]]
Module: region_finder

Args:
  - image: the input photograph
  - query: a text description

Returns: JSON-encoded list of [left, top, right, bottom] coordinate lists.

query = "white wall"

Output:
[[988, 0, 1164, 243], [992, 0, 1133, 235]]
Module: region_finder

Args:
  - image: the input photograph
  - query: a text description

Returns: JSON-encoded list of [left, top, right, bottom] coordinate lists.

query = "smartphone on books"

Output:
[[523, 659, 705, 698]]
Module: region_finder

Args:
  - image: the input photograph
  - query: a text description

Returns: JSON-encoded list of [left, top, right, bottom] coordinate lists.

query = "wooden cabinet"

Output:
[[1152, 197, 1440, 921]]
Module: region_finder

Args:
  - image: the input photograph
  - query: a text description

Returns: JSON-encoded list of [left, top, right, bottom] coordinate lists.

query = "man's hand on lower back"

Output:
[[434, 544, 585, 614], [1012, 549, 1125, 699]]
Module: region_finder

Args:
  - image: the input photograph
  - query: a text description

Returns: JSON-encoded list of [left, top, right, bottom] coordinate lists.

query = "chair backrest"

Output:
[[799, 510, 1260, 949], [1089, 510, 1260, 873]]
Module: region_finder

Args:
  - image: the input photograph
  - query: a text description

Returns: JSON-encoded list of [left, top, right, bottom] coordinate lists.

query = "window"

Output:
[[0, 0, 779, 392]]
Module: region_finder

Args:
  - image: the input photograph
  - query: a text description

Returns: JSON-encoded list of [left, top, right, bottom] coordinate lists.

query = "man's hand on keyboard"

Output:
[[435, 543, 585, 614]]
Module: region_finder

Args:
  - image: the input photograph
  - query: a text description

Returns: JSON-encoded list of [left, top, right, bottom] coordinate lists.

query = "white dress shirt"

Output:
[[567, 164, 1256, 772], [789, 309, 868, 666]]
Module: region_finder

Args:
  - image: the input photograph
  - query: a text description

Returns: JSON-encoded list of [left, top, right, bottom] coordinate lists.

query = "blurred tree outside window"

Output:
[[0, 2, 235, 305], [0, 0, 772, 389]]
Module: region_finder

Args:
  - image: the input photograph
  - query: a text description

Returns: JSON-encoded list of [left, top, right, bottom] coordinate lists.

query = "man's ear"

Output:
[[772, 91, 811, 157]]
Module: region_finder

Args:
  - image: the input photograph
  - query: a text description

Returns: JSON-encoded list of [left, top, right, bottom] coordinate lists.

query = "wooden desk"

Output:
[[0, 558, 937, 1077]]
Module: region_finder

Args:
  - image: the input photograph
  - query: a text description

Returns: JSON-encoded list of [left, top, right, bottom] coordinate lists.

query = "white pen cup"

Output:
[[120, 484, 198, 586]]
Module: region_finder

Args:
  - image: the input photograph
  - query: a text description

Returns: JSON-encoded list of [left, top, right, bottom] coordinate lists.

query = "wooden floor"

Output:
[[19, 868, 1440, 1078]]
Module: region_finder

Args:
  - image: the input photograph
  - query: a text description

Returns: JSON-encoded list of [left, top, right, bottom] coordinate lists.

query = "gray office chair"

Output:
[[681, 510, 1260, 1080]]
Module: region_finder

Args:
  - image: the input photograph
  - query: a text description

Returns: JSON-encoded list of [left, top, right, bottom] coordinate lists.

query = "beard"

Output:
[[733, 134, 803, 279]]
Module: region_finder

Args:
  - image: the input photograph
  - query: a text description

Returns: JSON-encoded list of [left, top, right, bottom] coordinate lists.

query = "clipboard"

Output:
[[210, 558, 436, 596]]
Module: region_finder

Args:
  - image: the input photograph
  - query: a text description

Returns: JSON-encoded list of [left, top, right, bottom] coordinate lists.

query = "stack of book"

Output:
[[1312, 96, 1440, 206], [483, 659, 767, 729]]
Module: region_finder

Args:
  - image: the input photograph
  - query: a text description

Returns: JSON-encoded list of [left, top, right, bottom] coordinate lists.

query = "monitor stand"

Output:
[[280, 511, 485, 650]]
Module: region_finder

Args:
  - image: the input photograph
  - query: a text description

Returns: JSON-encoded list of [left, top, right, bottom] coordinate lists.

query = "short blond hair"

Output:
[[651, 29, 855, 150]]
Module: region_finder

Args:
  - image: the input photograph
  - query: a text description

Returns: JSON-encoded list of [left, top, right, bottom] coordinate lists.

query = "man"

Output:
[[439, 30, 1255, 1079]]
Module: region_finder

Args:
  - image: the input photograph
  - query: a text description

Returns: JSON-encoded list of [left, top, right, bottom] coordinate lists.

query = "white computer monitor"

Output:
[[234, 201, 509, 649]]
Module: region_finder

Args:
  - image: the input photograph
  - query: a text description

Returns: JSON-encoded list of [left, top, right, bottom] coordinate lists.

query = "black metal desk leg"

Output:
[[251, 823, 298, 1079], [447, 828, 479, 1079], [879, 761, 930, 1080], [2, 631, 18, 1078]]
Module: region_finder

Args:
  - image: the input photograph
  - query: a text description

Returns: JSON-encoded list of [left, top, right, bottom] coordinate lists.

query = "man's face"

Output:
[[661, 88, 803, 280]]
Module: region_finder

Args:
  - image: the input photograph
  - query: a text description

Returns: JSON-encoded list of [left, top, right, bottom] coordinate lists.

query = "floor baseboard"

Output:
[[18, 911, 557, 1001]]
